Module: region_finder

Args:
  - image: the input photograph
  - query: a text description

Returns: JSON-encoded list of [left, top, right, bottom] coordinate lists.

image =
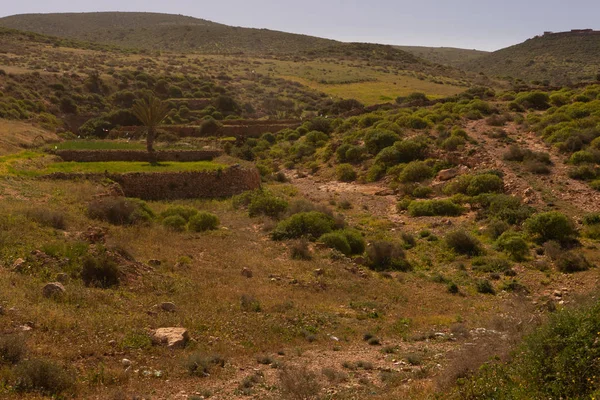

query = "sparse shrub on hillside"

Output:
[[0, 335, 27, 364], [408, 199, 463, 217], [271, 212, 336, 241], [290, 239, 312, 260], [496, 231, 529, 261], [81, 253, 120, 288], [278, 364, 321, 400], [233, 190, 289, 219], [444, 173, 504, 196], [515, 91, 550, 110], [364, 130, 400, 155], [481, 194, 533, 225], [366, 240, 411, 272], [185, 353, 225, 377], [472, 257, 511, 273], [13, 359, 75, 395], [336, 164, 357, 182], [188, 212, 219, 232], [25, 208, 66, 230], [525, 211, 576, 244], [336, 144, 364, 164], [476, 279, 495, 295], [160, 206, 198, 221], [88, 197, 154, 225], [398, 161, 433, 183], [445, 230, 482, 256], [319, 229, 365, 256], [555, 252, 592, 273], [162, 215, 187, 231]]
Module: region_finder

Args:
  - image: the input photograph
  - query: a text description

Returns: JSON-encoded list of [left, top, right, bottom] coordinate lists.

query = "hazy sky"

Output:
[[2, 1, 599, 51]]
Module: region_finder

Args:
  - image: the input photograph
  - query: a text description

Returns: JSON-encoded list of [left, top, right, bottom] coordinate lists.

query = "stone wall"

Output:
[[46, 166, 261, 200], [54, 149, 222, 162]]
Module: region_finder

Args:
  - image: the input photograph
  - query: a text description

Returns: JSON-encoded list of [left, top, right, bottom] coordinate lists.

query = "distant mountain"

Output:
[[460, 30, 600, 84], [395, 46, 488, 68], [0, 12, 338, 54]]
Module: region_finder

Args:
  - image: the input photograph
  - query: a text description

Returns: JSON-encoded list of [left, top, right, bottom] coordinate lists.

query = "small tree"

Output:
[[131, 95, 170, 158]]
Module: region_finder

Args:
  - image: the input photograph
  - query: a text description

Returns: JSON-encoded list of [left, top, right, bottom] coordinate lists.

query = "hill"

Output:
[[396, 45, 488, 68], [460, 30, 600, 84], [0, 12, 339, 54]]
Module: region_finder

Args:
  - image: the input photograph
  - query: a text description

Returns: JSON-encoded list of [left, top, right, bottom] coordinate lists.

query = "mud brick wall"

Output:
[[54, 150, 222, 162]]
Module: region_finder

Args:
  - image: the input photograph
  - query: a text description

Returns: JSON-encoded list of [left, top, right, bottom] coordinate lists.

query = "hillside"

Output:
[[461, 30, 600, 84], [396, 45, 488, 68], [0, 12, 339, 54]]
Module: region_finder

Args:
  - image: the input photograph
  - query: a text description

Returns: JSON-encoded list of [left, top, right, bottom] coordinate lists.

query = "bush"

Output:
[[188, 212, 220, 232], [556, 252, 592, 273], [0, 335, 26, 364], [445, 230, 482, 256], [290, 239, 312, 260], [336, 163, 357, 182], [398, 161, 433, 183], [13, 359, 74, 395], [278, 365, 321, 400], [472, 257, 512, 273], [366, 240, 411, 271], [364, 130, 400, 154], [483, 194, 533, 224], [476, 280, 496, 295], [271, 212, 336, 241], [408, 199, 463, 217], [525, 211, 576, 244], [81, 253, 120, 288], [444, 173, 504, 196], [185, 353, 225, 377], [88, 197, 154, 225], [319, 229, 365, 256], [162, 215, 187, 231], [25, 208, 66, 230], [496, 231, 529, 261], [160, 206, 198, 221], [248, 193, 288, 218]]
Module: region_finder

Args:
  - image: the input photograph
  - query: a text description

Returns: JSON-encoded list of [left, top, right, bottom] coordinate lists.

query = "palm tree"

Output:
[[131, 95, 170, 159]]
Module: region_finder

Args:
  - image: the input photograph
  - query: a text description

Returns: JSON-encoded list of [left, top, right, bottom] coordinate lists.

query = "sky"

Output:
[[1, 0, 600, 51]]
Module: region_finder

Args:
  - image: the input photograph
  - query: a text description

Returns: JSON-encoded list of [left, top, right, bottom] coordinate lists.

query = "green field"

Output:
[[54, 140, 145, 150]]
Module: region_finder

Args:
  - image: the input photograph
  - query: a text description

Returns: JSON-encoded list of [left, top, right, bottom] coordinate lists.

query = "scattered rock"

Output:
[[148, 259, 161, 267], [353, 256, 366, 266], [78, 226, 107, 244], [314, 268, 324, 276], [159, 302, 177, 312], [241, 267, 253, 278], [375, 189, 395, 196], [122, 359, 132, 367], [56, 273, 69, 283], [42, 282, 66, 298], [108, 340, 117, 347], [12, 258, 27, 272], [151, 327, 190, 348]]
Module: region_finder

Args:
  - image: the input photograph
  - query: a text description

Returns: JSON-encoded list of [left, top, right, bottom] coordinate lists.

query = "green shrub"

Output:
[[476, 280, 496, 295], [25, 208, 66, 230], [13, 359, 75, 395], [412, 185, 433, 198], [366, 240, 411, 271], [319, 232, 351, 256], [394, 138, 428, 163], [336, 163, 357, 182], [583, 212, 600, 225], [81, 253, 120, 288], [319, 229, 365, 256], [248, 193, 288, 218], [162, 215, 187, 231], [364, 130, 400, 154], [482, 194, 533, 224], [525, 211, 576, 244], [188, 212, 220, 232], [185, 353, 225, 377], [398, 161, 433, 183], [445, 230, 482, 256], [496, 231, 529, 261], [472, 257, 512, 273], [454, 301, 600, 398], [444, 173, 504, 196], [271, 212, 335, 241], [88, 197, 154, 225], [556, 252, 592, 273], [408, 199, 463, 217], [160, 206, 198, 221], [0, 335, 26, 364]]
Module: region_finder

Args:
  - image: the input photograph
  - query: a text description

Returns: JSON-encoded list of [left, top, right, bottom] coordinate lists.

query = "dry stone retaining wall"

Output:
[[46, 166, 260, 200], [54, 150, 221, 162]]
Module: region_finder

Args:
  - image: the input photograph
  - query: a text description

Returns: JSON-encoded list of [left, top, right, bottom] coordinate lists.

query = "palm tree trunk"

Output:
[[147, 127, 157, 164]]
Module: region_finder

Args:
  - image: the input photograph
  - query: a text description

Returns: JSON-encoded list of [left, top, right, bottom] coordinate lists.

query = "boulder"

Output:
[[151, 327, 189, 348], [241, 268, 253, 278], [437, 168, 459, 181], [42, 282, 66, 298], [159, 302, 177, 312]]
